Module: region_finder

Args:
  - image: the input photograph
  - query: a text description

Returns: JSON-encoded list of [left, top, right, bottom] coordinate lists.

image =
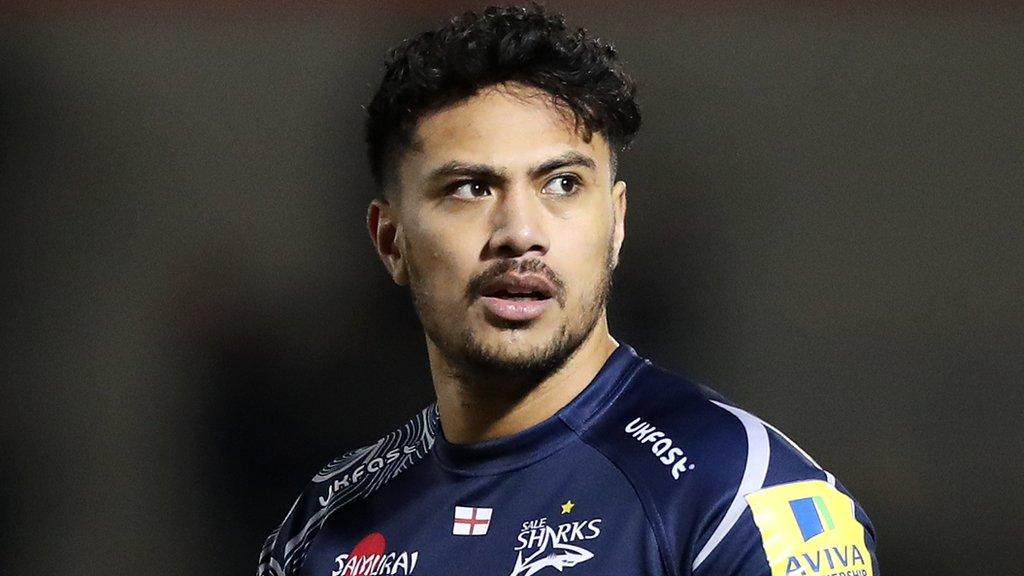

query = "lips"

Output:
[[479, 273, 556, 323], [480, 274, 555, 301]]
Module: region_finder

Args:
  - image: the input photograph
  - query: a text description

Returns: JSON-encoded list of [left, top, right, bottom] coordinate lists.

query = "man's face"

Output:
[[372, 82, 626, 379]]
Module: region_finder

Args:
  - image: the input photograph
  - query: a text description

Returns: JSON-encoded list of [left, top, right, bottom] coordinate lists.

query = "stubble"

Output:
[[408, 236, 616, 385]]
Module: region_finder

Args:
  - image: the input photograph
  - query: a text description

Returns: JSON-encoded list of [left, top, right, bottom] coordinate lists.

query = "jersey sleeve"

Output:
[[256, 406, 439, 576], [256, 442, 389, 576], [255, 446, 372, 576], [574, 360, 880, 576], [690, 403, 880, 576], [257, 498, 298, 576], [692, 480, 880, 575]]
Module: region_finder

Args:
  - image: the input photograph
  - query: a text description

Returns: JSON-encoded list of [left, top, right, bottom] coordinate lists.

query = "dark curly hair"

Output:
[[365, 3, 641, 193]]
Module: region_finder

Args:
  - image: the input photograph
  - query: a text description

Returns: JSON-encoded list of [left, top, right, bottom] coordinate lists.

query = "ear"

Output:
[[367, 198, 409, 285], [610, 180, 627, 269]]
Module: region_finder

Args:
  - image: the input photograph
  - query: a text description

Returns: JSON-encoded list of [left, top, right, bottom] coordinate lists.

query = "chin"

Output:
[[456, 323, 583, 379]]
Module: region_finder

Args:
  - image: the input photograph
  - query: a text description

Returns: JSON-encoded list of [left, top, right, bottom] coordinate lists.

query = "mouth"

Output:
[[480, 273, 556, 300], [483, 289, 549, 301], [479, 274, 557, 323]]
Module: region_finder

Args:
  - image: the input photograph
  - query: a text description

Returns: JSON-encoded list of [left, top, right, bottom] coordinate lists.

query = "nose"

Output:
[[486, 184, 549, 259]]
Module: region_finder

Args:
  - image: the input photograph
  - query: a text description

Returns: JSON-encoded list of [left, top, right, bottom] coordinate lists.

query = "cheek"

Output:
[[405, 227, 473, 299], [559, 229, 614, 301]]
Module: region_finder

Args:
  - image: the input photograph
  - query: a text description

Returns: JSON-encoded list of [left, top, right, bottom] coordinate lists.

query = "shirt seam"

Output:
[[573, 357, 649, 432], [565, 360, 678, 576], [575, 437, 680, 576]]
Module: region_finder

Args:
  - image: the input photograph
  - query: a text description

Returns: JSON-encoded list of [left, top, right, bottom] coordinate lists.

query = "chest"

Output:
[[298, 457, 666, 576]]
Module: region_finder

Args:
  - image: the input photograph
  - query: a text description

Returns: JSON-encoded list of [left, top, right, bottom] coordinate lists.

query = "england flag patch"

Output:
[[452, 506, 492, 536]]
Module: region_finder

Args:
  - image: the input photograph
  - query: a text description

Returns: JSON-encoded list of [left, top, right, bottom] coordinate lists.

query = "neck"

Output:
[[428, 316, 619, 444]]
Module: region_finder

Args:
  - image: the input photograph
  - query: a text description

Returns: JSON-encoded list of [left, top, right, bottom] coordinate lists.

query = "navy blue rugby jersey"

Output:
[[258, 343, 879, 576]]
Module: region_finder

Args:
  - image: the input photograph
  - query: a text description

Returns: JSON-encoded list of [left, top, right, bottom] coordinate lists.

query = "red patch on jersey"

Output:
[[348, 532, 386, 574]]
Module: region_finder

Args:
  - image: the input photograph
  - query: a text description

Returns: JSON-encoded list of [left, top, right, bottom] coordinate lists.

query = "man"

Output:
[[258, 5, 879, 576]]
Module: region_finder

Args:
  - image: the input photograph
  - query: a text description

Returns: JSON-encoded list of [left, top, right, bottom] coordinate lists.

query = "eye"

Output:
[[449, 180, 492, 200], [542, 174, 582, 197]]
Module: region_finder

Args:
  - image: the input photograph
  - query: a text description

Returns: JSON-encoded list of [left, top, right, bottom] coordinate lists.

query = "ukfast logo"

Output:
[[508, 513, 602, 576], [624, 417, 695, 479], [318, 444, 425, 507]]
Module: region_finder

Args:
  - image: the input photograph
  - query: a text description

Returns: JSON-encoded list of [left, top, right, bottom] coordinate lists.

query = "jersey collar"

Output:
[[430, 343, 645, 476]]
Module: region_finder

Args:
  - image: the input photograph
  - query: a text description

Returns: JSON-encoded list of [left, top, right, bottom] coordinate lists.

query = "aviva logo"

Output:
[[746, 480, 874, 576], [788, 496, 835, 541]]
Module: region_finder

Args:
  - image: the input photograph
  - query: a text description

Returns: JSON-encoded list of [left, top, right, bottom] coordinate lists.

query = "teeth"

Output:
[[492, 291, 542, 299]]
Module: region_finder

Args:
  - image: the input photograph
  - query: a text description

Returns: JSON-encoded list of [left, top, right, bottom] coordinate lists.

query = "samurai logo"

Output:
[[507, 504, 602, 576]]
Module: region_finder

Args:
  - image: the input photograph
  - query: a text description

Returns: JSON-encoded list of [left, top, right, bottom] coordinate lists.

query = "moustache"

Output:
[[465, 259, 567, 307]]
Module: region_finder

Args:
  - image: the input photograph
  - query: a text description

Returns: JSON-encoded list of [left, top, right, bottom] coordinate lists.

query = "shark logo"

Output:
[[507, 506, 602, 576], [509, 540, 593, 576]]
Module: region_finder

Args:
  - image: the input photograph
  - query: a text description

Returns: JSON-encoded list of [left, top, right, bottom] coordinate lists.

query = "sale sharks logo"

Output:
[[507, 501, 602, 576]]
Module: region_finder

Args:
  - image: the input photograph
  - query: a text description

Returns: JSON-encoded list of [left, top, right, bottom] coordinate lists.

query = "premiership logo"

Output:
[[507, 500, 602, 576], [746, 480, 874, 576]]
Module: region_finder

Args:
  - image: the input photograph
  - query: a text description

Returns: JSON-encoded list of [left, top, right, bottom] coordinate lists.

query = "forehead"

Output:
[[395, 83, 610, 191]]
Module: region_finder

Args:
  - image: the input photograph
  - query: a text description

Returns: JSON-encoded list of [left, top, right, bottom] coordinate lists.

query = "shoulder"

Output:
[[577, 358, 878, 575], [579, 359, 830, 496], [257, 405, 439, 576]]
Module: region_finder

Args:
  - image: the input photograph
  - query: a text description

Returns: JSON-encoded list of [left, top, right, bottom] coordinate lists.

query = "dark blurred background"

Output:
[[2, 1, 1021, 574]]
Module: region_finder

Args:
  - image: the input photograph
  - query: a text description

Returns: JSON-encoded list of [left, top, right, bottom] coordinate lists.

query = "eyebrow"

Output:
[[424, 151, 597, 185], [426, 161, 509, 184], [530, 151, 597, 177]]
